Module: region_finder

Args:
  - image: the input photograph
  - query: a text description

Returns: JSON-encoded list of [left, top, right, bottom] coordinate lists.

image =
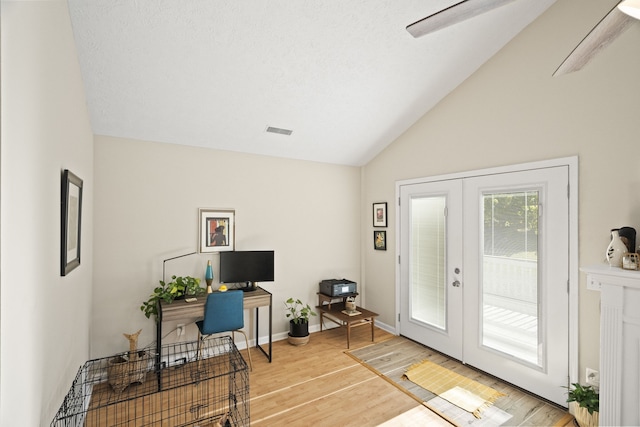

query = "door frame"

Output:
[[394, 156, 579, 387]]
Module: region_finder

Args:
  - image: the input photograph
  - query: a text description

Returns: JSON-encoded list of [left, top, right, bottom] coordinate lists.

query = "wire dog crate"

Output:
[[51, 336, 249, 427]]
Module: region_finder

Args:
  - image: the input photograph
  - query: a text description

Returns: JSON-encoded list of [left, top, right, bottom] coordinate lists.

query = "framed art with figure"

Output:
[[374, 230, 387, 251], [61, 169, 83, 276], [199, 208, 235, 253], [373, 202, 387, 227]]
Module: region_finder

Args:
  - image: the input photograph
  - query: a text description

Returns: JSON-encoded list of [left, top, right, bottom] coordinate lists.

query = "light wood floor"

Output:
[[245, 326, 576, 426]]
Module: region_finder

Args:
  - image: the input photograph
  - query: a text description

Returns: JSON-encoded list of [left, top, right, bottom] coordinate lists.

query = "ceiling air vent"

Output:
[[266, 126, 293, 136]]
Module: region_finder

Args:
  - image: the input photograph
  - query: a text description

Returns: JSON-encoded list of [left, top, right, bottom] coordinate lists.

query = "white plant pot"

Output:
[[572, 403, 599, 427]]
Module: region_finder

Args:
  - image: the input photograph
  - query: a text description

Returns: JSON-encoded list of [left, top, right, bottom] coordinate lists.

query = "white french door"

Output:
[[399, 166, 569, 406], [399, 179, 464, 359]]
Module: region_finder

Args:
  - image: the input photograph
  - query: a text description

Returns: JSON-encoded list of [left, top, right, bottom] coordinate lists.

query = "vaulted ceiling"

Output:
[[68, 0, 556, 165]]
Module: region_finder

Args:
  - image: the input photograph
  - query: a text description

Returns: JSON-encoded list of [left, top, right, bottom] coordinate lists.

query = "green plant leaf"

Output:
[[284, 297, 316, 324], [141, 275, 203, 321], [565, 383, 599, 414]]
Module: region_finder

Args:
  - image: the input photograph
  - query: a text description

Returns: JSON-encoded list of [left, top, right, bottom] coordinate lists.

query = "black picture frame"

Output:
[[373, 202, 387, 227], [374, 230, 387, 251], [199, 208, 235, 253], [61, 169, 83, 276]]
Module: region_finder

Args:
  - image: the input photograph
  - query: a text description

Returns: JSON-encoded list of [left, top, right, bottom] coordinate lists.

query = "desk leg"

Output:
[[347, 322, 351, 349], [371, 317, 375, 342], [268, 301, 272, 361], [254, 305, 273, 363], [156, 317, 162, 389]]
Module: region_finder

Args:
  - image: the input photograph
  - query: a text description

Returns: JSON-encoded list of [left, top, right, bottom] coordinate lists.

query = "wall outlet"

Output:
[[177, 324, 185, 337], [586, 368, 599, 387]]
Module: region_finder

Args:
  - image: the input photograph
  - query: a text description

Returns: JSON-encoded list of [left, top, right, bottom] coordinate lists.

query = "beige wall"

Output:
[[4, 0, 640, 423], [92, 136, 361, 357], [1, 1, 94, 425], [362, 0, 640, 385]]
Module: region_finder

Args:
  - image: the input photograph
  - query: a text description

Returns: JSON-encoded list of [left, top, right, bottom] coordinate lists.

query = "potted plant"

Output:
[[566, 382, 599, 427], [284, 297, 317, 346], [140, 275, 204, 320]]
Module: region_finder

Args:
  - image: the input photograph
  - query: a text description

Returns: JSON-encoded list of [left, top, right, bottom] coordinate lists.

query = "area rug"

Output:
[[426, 396, 512, 427], [347, 337, 513, 426], [402, 359, 505, 418], [376, 405, 452, 426]]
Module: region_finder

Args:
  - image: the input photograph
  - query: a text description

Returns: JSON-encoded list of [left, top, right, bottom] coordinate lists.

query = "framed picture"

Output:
[[199, 208, 235, 253], [61, 169, 83, 276], [373, 202, 387, 227], [374, 230, 387, 251]]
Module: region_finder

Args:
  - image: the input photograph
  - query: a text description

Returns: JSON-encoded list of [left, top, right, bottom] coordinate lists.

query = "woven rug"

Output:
[[426, 396, 513, 427], [376, 405, 452, 426], [402, 359, 505, 418]]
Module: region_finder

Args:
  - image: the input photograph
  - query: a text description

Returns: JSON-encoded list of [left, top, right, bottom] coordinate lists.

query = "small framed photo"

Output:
[[199, 208, 235, 253], [374, 230, 387, 251], [623, 253, 639, 270], [373, 202, 387, 227], [61, 169, 83, 276]]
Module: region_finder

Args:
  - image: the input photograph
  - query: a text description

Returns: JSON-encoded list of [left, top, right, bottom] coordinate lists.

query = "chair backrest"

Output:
[[199, 290, 244, 335]]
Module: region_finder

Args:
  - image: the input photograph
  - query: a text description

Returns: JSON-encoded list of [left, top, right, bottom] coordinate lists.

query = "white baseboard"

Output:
[[246, 319, 397, 348]]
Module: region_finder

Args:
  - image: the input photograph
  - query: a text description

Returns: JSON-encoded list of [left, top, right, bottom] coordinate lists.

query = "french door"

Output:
[[399, 166, 569, 405], [399, 179, 464, 359]]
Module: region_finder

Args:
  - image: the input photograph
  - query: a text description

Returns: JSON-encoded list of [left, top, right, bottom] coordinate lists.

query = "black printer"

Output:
[[319, 279, 357, 297]]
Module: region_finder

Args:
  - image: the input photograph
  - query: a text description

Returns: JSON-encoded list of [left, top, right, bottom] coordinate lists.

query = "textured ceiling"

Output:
[[68, 0, 556, 166]]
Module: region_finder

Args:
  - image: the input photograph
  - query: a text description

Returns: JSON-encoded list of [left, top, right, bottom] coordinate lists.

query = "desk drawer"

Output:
[[160, 299, 205, 322], [244, 294, 271, 310]]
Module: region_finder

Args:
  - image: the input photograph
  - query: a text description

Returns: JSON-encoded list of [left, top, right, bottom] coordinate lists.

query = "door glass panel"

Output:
[[481, 191, 540, 366], [411, 196, 446, 330]]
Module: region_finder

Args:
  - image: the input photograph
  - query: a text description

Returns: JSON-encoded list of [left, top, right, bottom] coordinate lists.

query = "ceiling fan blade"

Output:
[[406, 0, 518, 38], [553, 3, 633, 76]]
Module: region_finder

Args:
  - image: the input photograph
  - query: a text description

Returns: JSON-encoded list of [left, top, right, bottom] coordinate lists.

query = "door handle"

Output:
[[452, 280, 461, 287]]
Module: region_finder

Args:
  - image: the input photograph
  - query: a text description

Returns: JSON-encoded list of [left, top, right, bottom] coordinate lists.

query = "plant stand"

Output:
[[316, 301, 378, 349]]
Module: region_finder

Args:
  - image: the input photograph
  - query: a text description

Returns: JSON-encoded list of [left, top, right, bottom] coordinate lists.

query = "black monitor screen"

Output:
[[219, 250, 275, 284]]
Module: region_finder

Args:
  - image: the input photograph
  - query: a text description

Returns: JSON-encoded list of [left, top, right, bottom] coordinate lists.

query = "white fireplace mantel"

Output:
[[581, 265, 640, 427]]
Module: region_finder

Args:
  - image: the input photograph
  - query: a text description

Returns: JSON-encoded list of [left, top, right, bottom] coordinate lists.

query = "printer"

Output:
[[319, 279, 357, 297]]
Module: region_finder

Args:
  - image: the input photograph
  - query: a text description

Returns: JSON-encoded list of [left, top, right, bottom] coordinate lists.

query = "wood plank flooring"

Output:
[[246, 326, 575, 426]]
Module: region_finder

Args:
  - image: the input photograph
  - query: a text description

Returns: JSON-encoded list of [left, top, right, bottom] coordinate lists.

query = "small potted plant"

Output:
[[566, 382, 599, 427], [140, 275, 204, 320], [284, 297, 317, 346]]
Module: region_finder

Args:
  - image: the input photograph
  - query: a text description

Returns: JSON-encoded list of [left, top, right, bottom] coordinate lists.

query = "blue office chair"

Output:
[[196, 290, 252, 370]]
